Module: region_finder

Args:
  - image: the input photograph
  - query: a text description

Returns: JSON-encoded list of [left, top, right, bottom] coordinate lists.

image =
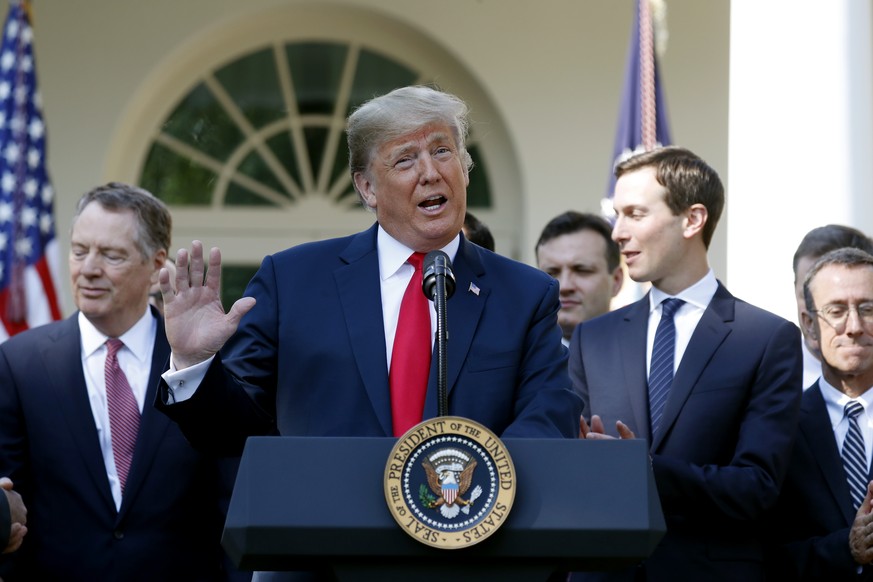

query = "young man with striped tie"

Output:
[[569, 146, 803, 581]]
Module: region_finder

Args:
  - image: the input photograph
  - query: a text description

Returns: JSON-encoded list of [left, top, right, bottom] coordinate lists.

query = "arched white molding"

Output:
[[104, 3, 523, 261]]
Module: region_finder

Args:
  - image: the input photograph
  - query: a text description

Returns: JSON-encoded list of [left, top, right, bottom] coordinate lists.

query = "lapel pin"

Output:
[[469, 282, 480, 296]]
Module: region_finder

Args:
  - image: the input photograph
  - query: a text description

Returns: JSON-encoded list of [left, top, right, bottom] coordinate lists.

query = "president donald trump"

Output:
[[156, 86, 580, 459]]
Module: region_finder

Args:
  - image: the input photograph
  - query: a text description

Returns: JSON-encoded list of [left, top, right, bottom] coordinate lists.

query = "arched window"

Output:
[[106, 5, 520, 306], [139, 42, 492, 210]]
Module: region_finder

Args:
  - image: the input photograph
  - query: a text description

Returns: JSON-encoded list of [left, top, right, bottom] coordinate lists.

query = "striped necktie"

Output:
[[648, 298, 685, 437], [842, 400, 868, 510], [105, 338, 141, 493]]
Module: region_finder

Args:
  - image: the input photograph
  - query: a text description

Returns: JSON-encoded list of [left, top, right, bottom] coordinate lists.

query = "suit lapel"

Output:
[[44, 315, 116, 513], [422, 237, 487, 419], [621, 297, 653, 442], [652, 283, 732, 451], [803, 384, 858, 525], [336, 224, 393, 435], [118, 311, 173, 518]]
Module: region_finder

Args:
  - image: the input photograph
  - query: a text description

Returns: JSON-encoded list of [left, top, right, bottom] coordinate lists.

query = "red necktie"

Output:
[[390, 252, 431, 436], [105, 338, 140, 493]]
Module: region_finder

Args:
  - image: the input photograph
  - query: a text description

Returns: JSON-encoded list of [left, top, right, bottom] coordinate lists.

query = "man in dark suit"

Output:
[[154, 85, 580, 454], [569, 147, 803, 581], [0, 183, 235, 580], [766, 247, 873, 580]]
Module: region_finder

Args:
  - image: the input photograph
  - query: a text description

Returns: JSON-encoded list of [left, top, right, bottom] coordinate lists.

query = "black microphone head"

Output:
[[422, 250, 456, 300], [422, 251, 445, 281]]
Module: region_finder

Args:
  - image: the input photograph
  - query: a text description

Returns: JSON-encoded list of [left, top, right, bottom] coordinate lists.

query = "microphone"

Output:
[[421, 250, 455, 417], [421, 251, 456, 300]]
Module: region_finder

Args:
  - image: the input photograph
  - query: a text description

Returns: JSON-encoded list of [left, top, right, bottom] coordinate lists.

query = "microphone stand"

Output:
[[422, 251, 455, 418], [433, 259, 449, 417]]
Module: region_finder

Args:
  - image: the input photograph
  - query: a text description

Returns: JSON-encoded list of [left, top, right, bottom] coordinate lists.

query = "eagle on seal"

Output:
[[423, 458, 478, 519]]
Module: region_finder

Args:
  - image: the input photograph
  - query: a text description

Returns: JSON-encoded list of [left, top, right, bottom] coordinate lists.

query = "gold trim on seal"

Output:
[[384, 416, 516, 549]]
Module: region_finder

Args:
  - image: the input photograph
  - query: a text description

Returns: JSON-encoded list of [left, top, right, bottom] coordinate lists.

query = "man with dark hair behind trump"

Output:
[[535, 211, 623, 346]]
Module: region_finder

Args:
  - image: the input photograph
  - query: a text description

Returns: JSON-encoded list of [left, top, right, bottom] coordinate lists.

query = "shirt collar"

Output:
[[819, 376, 873, 428], [78, 307, 156, 364], [649, 269, 718, 313], [376, 225, 460, 280]]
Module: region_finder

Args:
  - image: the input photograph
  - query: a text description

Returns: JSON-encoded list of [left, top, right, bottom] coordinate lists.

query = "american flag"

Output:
[[0, 1, 62, 341], [603, 0, 672, 210]]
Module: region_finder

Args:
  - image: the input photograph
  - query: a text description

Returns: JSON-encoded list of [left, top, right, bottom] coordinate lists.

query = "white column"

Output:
[[727, 0, 873, 323]]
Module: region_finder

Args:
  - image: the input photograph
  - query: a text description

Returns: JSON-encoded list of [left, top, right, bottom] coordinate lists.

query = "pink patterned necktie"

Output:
[[105, 338, 140, 493], [390, 252, 431, 436]]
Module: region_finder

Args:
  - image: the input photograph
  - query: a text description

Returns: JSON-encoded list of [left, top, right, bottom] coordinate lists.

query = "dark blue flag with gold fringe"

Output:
[[604, 0, 672, 211]]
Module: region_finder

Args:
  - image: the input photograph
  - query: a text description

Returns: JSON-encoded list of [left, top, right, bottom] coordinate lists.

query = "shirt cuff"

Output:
[[161, 354, 214, 403]]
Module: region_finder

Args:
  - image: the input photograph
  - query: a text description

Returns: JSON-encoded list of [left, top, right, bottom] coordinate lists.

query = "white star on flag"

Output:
[[0, 1, 62, 341]]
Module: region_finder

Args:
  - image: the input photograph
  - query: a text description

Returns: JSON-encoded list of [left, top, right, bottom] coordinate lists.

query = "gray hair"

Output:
[[73, 182, 171, 260], [803, 247, 873, 311], [347, 85, 474, 201]]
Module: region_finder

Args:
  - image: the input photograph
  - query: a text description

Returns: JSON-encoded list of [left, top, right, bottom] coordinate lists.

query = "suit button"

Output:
[[113, 530, 124, 540]]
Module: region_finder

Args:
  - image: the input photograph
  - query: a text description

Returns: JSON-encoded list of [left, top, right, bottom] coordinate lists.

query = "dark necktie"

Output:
[[389, 252, 430, 436], [105, 338, 140, 493], [842, 401, 868, 510], [648, 298, 685, 437]]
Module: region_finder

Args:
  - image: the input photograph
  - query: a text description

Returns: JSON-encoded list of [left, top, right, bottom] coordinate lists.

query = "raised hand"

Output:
[[160, 241, 256, 369]]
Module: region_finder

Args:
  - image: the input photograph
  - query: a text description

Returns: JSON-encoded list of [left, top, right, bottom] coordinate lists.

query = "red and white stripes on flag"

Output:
[[442, 482, 459, 505], [0, 1, 63, 342]]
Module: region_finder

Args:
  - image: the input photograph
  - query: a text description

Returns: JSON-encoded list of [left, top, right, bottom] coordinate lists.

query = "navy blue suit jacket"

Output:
[[157, 224, 580, 453], [0, 310, 228, 581], [766, 382, 873, 581], [569, 283, 802, 582]]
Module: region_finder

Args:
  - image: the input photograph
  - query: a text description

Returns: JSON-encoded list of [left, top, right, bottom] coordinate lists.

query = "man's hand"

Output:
[[160, 241, 256, 369], [850, 481, 873, 564], [0, 478, 26, 554], [579, 414, 636, 440]]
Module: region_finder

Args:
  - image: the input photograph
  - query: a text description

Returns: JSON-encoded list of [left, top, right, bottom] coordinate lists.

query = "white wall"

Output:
[[729, 0, 873, 324]]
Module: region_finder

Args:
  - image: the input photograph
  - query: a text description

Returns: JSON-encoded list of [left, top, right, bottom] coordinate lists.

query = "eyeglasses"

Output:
[[809, 302, 873, 331]]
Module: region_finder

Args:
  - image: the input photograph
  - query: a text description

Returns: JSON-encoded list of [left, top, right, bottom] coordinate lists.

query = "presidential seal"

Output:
[[384, 416, 516, 549]]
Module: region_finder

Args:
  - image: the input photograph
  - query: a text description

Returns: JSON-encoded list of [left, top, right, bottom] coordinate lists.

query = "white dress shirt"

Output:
[[801, 340, 822, 390], [377, 226, 459, 371], [646, 270, 719, 376], [79, 308, 156, 510]]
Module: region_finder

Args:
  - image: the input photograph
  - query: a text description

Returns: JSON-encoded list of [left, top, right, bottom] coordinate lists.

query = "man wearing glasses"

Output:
[[767, 247, 873, 579]]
